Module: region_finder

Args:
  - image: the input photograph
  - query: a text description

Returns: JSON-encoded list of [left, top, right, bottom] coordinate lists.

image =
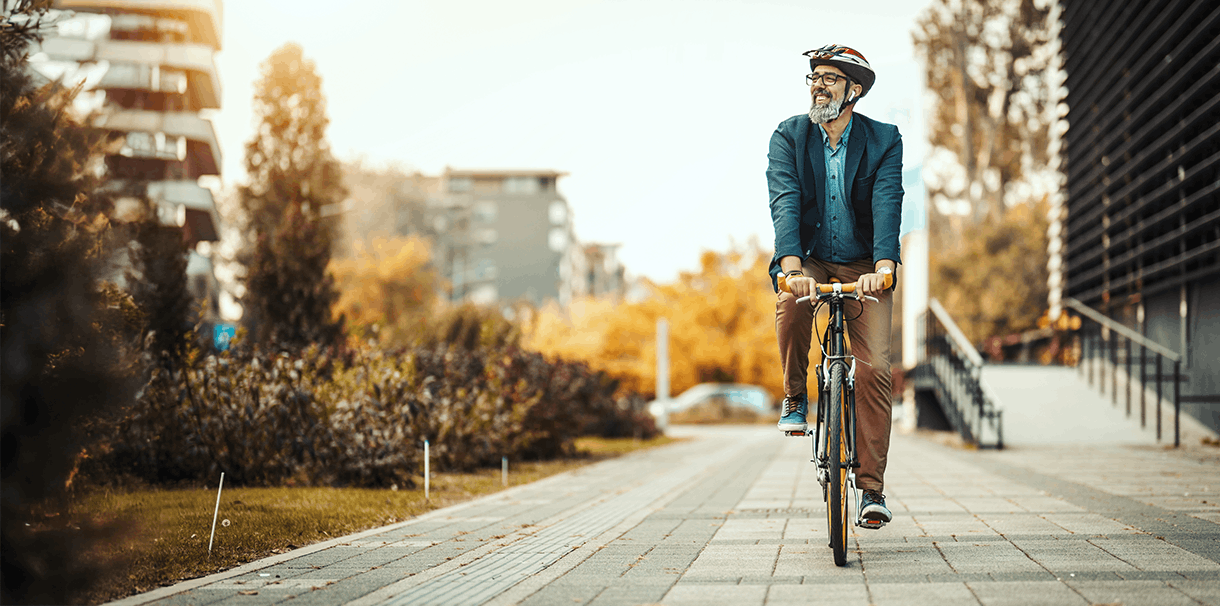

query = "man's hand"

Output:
[[858, 272, 887, 296], [786, 275, 816, 298]]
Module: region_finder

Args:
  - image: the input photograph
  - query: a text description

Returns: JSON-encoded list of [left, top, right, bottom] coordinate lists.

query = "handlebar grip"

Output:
[[778, 271, 893, 294]]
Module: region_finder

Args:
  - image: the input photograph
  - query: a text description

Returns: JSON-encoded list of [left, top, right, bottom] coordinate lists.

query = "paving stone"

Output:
[[1066, 579, 1201, 606], [867, 581, 978, 606], [765, 583, 870, 606], [663, 583, 768, 606], [967, 580, 1087, 605]]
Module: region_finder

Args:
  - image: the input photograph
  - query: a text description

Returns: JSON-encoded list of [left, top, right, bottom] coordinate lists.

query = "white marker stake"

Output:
[[424, 440, 430, 501], [208, 472, 224, 555], [502, 457, 508, 487]]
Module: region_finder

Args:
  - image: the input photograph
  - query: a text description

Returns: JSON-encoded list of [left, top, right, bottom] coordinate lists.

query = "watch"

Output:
[[876, 267, 893, 275]]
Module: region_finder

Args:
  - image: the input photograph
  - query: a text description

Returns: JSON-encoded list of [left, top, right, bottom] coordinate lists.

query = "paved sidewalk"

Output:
[[112, 426, 1220, 606]]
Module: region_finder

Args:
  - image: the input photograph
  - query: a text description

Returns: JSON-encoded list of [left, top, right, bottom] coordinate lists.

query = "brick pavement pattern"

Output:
[[109, 426, 1220, 606]]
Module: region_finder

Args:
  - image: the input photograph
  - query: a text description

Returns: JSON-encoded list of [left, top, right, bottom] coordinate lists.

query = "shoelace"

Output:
[[863, 490, 884, 503], [784, 397, 803, 415]]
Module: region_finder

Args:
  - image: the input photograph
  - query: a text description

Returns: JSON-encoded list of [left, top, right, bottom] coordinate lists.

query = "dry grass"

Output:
[[74, 435, 676, 604]]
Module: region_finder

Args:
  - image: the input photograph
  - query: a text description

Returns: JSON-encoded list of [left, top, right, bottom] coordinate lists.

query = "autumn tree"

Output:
[[1, 2, 135, 601], [913, 0, 1060, 342], [527, 244, 785, 401], [238, 43, 345, 350], [329, 235, 442, 346]]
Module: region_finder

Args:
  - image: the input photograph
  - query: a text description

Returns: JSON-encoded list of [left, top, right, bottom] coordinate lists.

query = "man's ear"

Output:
[[849, 84, 863, 101]]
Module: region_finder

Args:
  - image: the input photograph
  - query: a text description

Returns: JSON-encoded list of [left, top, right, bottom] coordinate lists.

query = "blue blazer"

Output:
[[766, 112, 904, 290]]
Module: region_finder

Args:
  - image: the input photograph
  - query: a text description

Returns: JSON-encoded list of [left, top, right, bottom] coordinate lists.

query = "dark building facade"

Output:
[[1059, 0, 1219, 431]]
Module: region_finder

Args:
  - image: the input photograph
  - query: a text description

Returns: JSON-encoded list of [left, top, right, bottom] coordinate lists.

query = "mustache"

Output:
[[812, 87, 834, 98]]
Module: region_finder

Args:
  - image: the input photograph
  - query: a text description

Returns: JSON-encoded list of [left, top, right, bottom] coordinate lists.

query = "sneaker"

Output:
[[777, 394, 809, 432], [860, 490, 892, 524]]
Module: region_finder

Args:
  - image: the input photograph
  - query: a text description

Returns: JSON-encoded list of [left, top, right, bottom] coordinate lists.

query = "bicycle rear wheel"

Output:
[[825, 362, 849, 566]]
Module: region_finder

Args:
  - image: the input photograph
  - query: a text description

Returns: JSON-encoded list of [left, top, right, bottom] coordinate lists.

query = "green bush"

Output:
[[88, 342, 657, 489]]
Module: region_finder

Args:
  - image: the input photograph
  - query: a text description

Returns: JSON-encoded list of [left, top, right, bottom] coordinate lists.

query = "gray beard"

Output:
[[808, 98, 842, 124]]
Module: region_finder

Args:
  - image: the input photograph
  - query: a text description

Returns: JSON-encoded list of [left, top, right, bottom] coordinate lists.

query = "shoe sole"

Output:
[[777, 422, 808, 432], [861, 506, 892, 524]]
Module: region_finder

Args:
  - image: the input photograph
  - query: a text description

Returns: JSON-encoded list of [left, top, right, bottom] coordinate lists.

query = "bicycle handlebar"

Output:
[[777, 272, 893, 296]]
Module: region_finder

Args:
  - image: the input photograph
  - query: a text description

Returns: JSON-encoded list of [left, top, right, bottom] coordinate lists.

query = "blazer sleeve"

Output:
[[767, 124, 804, 267], [871, 130, 903, 264]]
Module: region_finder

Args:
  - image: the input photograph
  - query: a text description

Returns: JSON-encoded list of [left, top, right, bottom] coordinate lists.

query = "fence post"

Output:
[[1139, 345, 1146, 429], [1125, 339, 1132, 417], [1155, 356, 1163, 442], [1087, 331, 1094, 386], [1174, 361, 1181, 448]]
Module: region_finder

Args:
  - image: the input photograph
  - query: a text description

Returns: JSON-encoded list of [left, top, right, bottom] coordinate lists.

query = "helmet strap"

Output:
[[837, 77, 859, 116]]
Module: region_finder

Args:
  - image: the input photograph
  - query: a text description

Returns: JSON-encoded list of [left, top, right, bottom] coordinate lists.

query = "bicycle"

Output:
[[777, 272, 892, 566]]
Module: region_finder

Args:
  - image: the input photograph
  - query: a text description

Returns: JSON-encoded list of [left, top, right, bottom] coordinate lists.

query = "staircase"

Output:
[[979, 365, 1157, 445]]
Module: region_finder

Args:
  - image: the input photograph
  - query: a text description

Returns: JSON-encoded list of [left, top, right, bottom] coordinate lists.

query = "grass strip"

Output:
[[76, 435, 675, 604]]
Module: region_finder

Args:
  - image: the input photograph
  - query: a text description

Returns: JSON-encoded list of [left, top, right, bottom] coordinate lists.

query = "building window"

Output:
[[548, 227, 568, 253], [549, 200, 567, 225], [473, 200, 497, 223], [504, 176, 540, 195], [448, 176, 472, 192], [476, 228, 497, 246]]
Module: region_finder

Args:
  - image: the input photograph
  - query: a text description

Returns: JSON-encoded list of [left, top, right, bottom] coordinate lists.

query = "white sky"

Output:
[[212, 0, 934, 283]]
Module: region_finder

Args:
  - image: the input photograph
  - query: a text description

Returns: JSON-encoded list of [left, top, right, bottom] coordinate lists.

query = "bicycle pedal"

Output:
[[857, 519, 886, 530], [784, 430, 807, 437]]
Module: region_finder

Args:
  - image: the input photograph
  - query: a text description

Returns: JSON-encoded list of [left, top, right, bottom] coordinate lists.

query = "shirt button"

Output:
[[830, 175, 836, 179]]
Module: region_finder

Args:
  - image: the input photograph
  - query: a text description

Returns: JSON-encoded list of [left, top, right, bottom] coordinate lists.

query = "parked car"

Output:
[[648, 383, 775, 430]]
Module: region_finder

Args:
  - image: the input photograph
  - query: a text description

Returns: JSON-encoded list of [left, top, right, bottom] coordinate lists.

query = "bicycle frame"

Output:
[[796, 283, 879, 532]]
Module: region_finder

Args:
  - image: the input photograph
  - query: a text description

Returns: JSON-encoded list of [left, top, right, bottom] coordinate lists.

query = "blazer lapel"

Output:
[[845, 118, 867, 199], [807, 125, 826, 212]]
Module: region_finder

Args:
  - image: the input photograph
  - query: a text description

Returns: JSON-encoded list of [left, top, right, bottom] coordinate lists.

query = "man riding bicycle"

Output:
[[767, 44, 902, 527]]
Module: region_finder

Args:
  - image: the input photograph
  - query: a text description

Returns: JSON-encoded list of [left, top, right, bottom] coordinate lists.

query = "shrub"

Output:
[[87, 341, 657, 489]]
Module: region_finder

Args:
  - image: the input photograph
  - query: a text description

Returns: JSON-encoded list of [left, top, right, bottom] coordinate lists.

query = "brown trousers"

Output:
[[775, 257, 893, 493]]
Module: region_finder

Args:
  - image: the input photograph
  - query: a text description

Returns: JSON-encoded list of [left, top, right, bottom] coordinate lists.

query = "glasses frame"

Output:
[[806, 72, 846, 87]]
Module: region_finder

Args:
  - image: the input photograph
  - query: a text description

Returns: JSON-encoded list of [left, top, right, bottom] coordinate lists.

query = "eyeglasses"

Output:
[[806, 72, 845, 86]]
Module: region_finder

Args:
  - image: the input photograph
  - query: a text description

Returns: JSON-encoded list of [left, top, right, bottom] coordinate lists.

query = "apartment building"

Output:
[[423, 168, 627, 308], [30, 0, 224, 318]]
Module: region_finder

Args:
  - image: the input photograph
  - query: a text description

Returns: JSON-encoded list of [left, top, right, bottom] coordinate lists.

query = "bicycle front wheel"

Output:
[[825, 362, 849, 566]]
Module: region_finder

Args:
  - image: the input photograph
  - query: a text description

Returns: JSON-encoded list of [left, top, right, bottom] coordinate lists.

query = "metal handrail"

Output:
[[913, 298, 1004, 448], [928, 299, 984, 367], [1067, 297, 1182, 447], [1064, 298, 1180, 362]]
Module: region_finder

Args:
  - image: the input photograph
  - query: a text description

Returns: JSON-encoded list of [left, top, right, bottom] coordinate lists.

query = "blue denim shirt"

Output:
[[813, 118, 870, 263]]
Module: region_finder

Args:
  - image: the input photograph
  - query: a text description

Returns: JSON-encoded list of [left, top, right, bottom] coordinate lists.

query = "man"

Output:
[[767, 44, 902, 526]]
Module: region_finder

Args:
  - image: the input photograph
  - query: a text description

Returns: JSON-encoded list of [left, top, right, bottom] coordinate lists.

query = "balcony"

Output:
[[94, 109, 221, 175], [55, 0, 223, 50], [34, 36, 220, 109]]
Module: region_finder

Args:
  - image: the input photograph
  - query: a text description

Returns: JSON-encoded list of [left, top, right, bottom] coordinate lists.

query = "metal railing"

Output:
[[1065, 297, 1182, 447], [911, 298, 1004, 448]]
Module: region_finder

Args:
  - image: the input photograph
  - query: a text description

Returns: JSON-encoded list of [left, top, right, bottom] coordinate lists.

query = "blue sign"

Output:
[[214, 323, 237, 351]]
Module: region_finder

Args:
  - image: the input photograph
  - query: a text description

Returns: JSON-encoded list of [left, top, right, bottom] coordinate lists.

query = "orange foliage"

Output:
[[527, 246, 807, 401], [329, 235, 441, 345]]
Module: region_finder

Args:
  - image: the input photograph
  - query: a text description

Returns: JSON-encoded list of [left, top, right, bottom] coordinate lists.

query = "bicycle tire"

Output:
[[826, 361, 849, 566]]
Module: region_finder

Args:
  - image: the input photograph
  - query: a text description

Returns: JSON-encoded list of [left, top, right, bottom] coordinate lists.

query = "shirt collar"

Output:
[[818, 115, 853, 151]]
